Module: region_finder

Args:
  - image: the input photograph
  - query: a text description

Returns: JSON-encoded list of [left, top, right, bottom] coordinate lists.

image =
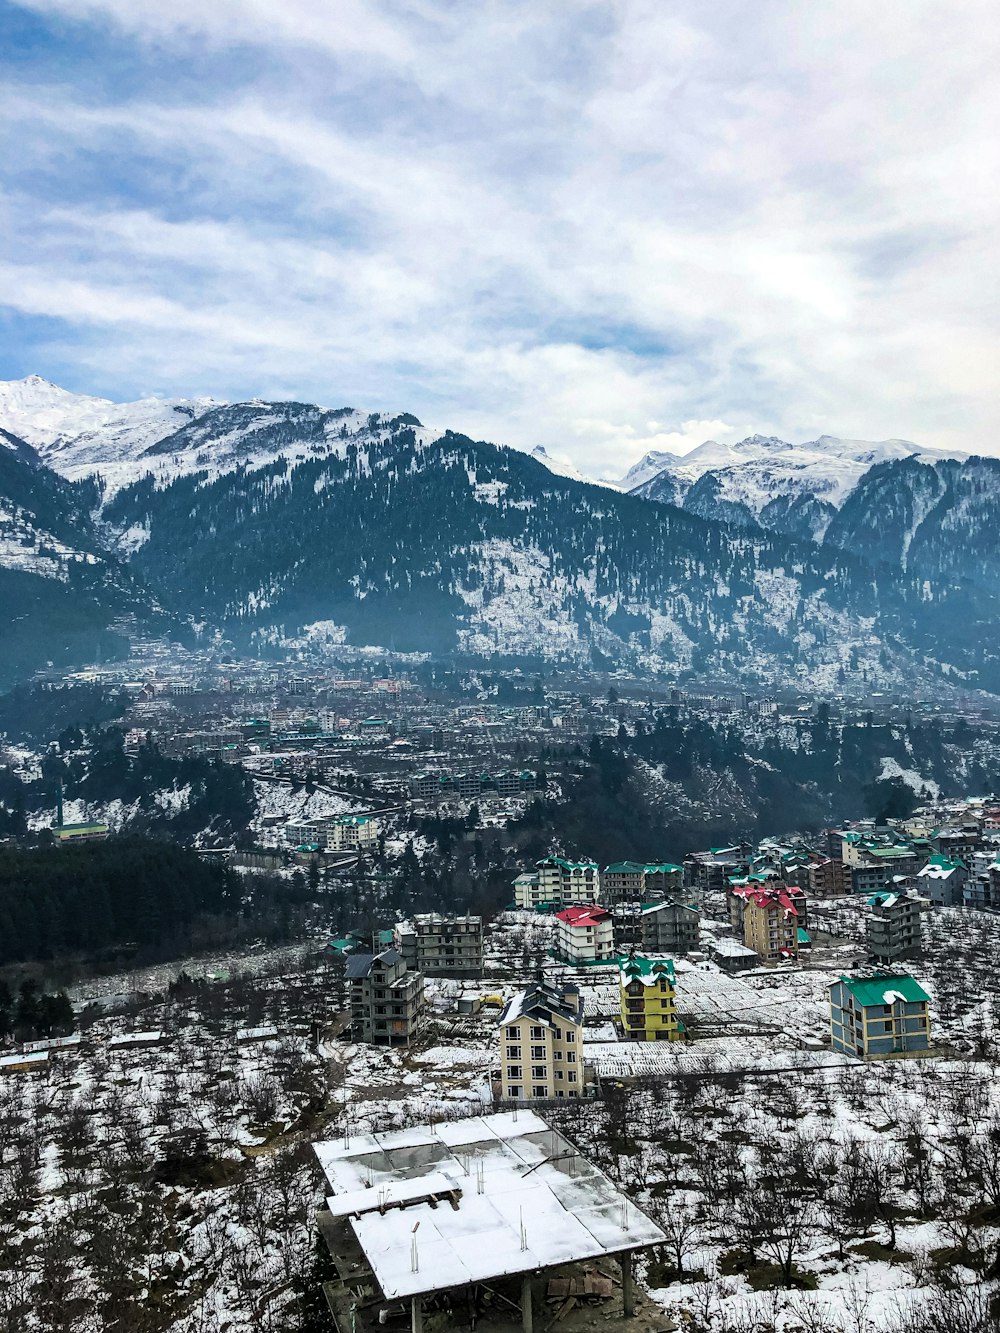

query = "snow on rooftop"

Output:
[[313, 1111, 665, 1299]]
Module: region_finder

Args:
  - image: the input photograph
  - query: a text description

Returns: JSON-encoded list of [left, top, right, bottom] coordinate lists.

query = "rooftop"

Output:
[[313, 1111, 665, 1301], [835, 974, 931, 1008]]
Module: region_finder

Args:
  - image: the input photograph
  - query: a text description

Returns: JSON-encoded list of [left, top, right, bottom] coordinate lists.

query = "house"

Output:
[[347, 949, 425, 1046], [555, 905, 615, 964], [685, 846, 750, 893], [730, 884, 804, 962], [498, 979, 585, 1099], [708, 937, 760, 973], [916, 854, 967, 907], [640, 899, 699, 955], [619, 955, 683, 1042], [395, 913, 484, 978], [829, 973, 932, 1059], [512, 870, 547, 909], [602, 861, 683, 903], [866, 890, 924, 963]]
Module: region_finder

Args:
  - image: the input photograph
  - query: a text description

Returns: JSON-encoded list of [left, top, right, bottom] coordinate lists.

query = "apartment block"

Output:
[[498, 980, 585, 1100], [513, 856, 601, 909], [731, 883, 804, 962], [395, 913, 484, 978], [866, 890, 923, 963], [829, 973, 931, 1059], [640, 899, 699, 955], [602, 861, 683, 903], [554, 905, 614, 964], [619, 955, 683, 1042], [347, 948, 424, 1046]]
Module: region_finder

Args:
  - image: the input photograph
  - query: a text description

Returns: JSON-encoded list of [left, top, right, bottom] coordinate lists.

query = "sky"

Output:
[[1, 0, 998, 478]]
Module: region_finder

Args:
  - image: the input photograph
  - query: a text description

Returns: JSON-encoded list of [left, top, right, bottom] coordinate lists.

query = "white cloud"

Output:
[[2, 0, 999, 472]]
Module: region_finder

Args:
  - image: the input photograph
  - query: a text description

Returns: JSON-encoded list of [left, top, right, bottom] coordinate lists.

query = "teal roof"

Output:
[[797, 928, 811, 944], [605, 860, 682, 874], [621, 955, 676, 983], [836, 974, 930, 1007]]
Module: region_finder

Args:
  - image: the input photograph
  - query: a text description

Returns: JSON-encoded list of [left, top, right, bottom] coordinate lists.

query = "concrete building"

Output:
[[512, 870, 547, 910], [312, 1110, 667, 1333], [347, 948, 424, 1046], [619, 955, 683, 1042], [602, 861, 683, 903], [498, 979, 585, 1100], [329, 814, 379, 851], [866, 890, 924, 963], [640, 899, 699, 955], [554, 905, 614, 964], [829, 973, 932, 1059], [731, 884, 804, 962], [916, 854, 968, 907], [396, 913, 483, 978], [536, 856, 601, 905], [685, 846, 750, 893]]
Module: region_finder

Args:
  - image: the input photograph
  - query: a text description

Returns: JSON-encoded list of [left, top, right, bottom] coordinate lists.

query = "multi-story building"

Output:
[[829, 973, 932, 1059], [554, 905, 615, 964], [731, 884, 804, 962], [602, 861, 683, 903], [618, 955, 683, 1042], [640, 900, 699, 955], [932, 826, 983, 864], [866, 890, 923, 963], [915, 854, 967, 907], [347, 948, 425, 1046], [329, 814, 379, 851], [395, 913, 484, 978], [538, 856, 601, 904], [512, 871, 547, 910], [849, 846, 920, 894], [285, 813, 379, 851], [497, 980, 585, 1100]]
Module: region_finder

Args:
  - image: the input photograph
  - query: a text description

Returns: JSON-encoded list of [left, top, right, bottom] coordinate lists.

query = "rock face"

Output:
[[0, 377, 998, 695]]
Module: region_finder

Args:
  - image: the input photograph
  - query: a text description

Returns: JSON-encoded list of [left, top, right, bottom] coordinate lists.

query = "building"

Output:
[[685, 846, 750, 893], [536, 856, 601, 905], [497, 979, 585, 1099], [640, 899, 700, 955], [602, 861, 683, 903], [707, 937, 759, 973], [312, 1110, 666, 1333], [554, 905, 614, 964], [619, 955, 683, 1042], [512, 870, 547, 909], [395, 913, 484, 978], [829, 973, 932, 1059], [347, 948, 424, 1046], [329, 814, 379, 851], [52, 822, 109, 844], [866, 890, 924, 963], [916, 854, 967, 907], [731, 883, 804, 962], [849, 846, 921, 894]]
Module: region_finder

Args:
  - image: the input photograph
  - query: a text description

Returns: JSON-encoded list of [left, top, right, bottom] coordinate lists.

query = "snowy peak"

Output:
[[529, 445, 595, 485]]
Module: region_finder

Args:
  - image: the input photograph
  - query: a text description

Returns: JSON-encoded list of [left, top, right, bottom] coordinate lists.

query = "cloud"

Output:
[[2, 0, 999, 474]]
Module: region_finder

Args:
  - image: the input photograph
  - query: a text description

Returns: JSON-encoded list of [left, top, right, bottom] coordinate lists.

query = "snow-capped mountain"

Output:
[[529, 445, 615, 488], [0, 375, 220, 483], [629, 433, 971, 542], [1, 378, 999, 696]]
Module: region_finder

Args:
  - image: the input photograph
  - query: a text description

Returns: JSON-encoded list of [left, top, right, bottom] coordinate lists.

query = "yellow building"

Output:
[[619, 955, 683, 1042], [498, 979, 585, 1099]]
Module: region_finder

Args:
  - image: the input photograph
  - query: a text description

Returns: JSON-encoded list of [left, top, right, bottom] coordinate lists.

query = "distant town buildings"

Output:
[[866, 890, 924, 964], [602, 861, 683, 903], [729, 883, 804, 962]]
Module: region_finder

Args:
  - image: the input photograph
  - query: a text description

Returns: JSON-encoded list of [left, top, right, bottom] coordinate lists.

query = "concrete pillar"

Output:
[[521, 1274, 533, 1333], [411, 1297, 423, 1333], [620, 1252, 635, 1318]]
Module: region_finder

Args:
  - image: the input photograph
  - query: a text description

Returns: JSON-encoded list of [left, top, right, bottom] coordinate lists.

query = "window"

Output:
[[556, 1071, 564, 1081], [530, 1026, 545, 1039], [506, 1045, 521, 1059], [533, 1085, 547, 1098], [531, 1045, 546, 1059], [506, 1026, 520, 1040], [507, 1065, 521, 1078], [553, 1050, 563, 1061], [509, 1085, 522, 1098], [566, 1051, 576, 1063]]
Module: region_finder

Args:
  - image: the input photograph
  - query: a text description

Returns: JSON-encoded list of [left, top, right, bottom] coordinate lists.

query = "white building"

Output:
[[555, 905, 615, 964]]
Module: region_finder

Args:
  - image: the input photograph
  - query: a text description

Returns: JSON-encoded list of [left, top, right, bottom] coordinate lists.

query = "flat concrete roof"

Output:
[[313, 1111, 665, 1301]]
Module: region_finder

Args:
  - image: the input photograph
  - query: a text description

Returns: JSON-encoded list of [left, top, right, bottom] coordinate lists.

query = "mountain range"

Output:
[[0, 374, 998, 695]]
